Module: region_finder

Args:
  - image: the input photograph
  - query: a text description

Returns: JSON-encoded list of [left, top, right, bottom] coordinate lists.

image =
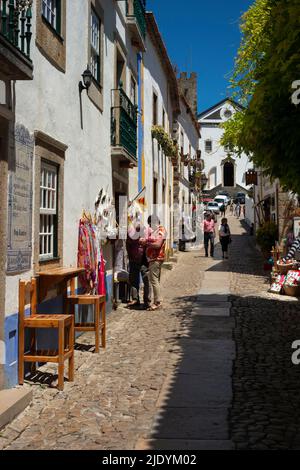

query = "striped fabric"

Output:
[[283, 237, 300, 262]]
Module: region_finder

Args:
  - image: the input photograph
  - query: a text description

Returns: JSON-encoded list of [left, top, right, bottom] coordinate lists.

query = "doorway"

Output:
[[224, 161, 234, 187]]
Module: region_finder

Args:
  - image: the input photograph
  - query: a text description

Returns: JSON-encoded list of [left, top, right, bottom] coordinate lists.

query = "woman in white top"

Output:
[[219, 218, 231, 259]]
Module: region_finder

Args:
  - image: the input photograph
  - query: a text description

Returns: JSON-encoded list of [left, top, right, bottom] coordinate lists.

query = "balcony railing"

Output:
[[126, 0, 146, 39], [0, 0, 33, 60], [111, 87, 138, 161]]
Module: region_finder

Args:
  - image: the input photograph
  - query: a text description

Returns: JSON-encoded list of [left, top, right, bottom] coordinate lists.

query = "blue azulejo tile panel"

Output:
[[4, 313, 19, 388]]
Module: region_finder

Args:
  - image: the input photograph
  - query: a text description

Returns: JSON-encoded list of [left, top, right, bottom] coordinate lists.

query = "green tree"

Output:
[[222, 0, 300, 193]]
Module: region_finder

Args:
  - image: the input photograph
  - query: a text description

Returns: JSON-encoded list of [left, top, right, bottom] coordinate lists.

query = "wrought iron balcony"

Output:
[[126, 0, 146, 51], [0, 0, 33, 80], [111, 87, 138, 166]]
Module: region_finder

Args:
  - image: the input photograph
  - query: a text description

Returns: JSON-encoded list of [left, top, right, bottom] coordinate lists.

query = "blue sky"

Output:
[[147, 0, 254, 113]]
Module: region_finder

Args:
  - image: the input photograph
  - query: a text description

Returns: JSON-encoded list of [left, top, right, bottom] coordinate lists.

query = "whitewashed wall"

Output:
[[5, 0, 118, 316], [199, 101, 251, 191], [177, 98, 199, 217], [143, 36, 174, 234]]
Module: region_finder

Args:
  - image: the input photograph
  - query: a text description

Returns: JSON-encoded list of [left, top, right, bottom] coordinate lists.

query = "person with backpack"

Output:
[[219, 218, 231, 259], [140, 215, 167, 311]]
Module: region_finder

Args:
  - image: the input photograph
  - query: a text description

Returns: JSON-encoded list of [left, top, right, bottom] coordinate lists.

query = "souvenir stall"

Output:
[[76, 188, 117, 309], [269, 245, 300, 297], [112, 189, 147, 308]]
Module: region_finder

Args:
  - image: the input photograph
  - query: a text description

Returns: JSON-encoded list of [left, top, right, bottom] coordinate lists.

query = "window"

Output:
[[162, 108, 166, 130], [42, 0, 61, 34], [90, 8, 101, 83], [130, 76, 136, 105], [153, 93, 158, 126], [153, 177, 158, 206], [224, 109, 232, 119], [180, 131, 184, 156], [39, 161, 58, 260], [205, 140, 212, 153]]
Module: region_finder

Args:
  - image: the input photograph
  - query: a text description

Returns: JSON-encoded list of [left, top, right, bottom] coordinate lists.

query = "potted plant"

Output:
[[151, 125, 178, 158], [256, 222, 278, 259]]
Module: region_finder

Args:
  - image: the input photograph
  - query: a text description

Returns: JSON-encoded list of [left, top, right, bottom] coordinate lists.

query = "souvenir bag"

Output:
[[269, 274, 286, 294]]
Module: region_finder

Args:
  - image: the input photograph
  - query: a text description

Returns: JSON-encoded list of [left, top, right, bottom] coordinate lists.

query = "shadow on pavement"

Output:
[[145, 267, 300, 449]]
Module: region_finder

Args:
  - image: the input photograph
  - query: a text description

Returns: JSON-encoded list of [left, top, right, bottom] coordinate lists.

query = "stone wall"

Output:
[[178, 72, 198, 117]]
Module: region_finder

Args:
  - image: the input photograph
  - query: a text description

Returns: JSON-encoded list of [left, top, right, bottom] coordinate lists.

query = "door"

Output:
[[224, 162, 234, 187]]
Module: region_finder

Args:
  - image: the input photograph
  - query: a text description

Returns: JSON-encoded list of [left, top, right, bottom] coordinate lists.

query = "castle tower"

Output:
[[177, 72, 198, 117]]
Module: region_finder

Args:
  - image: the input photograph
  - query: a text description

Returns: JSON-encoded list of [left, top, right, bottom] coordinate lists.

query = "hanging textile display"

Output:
[[97, 247, 106, 296], [77, 211, 107, 295], [77, 213, 97, 292]]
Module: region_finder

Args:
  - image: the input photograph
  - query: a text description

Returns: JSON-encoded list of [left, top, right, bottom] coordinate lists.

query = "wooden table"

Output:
[[37, 267, 85, 305]]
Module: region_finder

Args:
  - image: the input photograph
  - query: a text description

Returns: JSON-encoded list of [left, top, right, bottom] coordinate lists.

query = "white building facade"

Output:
[[143, 12, 178, 251], [0, 1, 203, 392], [0, 0, 147, 389], [175, 95, 201, 214], [198, 99, 252, 196]]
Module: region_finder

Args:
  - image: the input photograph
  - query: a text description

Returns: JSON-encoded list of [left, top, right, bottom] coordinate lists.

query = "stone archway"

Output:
[[223, 161, 234, 187]]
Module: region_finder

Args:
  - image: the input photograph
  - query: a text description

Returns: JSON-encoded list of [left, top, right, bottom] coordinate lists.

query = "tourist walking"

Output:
[[142, 215, 167, 311], [203, 212, 216, 258], [235, 201, 241, 218], [230, 201, 234, 215], [219, 217, 231, 259], [220, 203, 226, 218], [126, 221, 151, 308]]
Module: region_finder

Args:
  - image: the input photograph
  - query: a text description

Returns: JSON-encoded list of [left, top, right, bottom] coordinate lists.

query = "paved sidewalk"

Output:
[[137, 229, 235, 450]]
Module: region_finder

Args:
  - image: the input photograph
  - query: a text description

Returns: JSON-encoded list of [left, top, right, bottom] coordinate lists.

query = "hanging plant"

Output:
[[152, 125, 178, 158]]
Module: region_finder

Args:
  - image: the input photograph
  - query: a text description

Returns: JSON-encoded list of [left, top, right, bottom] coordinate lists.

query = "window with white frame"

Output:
[[42, 0, 61, 34], [90, 8, 101, 84], [39, 161, 58, 260], [205, 139, 213, 153]]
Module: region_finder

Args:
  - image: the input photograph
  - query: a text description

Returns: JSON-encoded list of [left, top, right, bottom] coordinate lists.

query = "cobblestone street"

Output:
[[1, 215, 300, 450]]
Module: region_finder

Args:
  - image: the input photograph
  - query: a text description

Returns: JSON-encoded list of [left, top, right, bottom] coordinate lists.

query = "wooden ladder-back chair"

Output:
[[18, 278, 74, 391], [66, 278, 106, 352]]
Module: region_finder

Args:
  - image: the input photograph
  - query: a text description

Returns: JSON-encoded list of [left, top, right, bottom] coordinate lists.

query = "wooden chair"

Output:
[[66, 278, 106, 352], [18, 278, 74, 391]]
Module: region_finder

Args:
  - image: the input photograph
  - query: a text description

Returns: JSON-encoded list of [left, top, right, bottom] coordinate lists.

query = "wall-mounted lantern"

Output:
[[79, 66, 93, 94]]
